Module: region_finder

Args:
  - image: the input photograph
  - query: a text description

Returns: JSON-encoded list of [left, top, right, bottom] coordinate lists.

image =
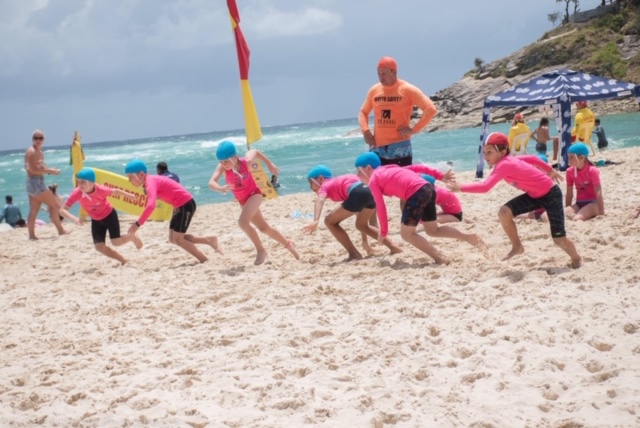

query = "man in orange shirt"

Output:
[[358, 57, 438, 166]]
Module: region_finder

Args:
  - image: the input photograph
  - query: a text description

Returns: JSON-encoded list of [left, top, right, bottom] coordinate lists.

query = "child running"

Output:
[[124, 159, 221, 263], [58, 168, 143, 265], [446, 132, 582, 268], [302, 165, 402, 260], [419, 174, 464, 223], [354, 152, 481, 265], [565, 143, 604, 221], [208, 141, 299, 265]]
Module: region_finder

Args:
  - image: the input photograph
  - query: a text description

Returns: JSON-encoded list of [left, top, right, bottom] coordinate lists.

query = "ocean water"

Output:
[[1, 112, 639, 220]]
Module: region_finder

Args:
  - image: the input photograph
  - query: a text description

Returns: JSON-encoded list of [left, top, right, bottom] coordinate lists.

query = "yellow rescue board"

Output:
[[91, 167, 173, 221], [247, 160, 278, 200]]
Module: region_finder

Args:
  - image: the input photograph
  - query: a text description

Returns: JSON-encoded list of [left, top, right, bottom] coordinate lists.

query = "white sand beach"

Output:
[[1, 147, 639, 427]]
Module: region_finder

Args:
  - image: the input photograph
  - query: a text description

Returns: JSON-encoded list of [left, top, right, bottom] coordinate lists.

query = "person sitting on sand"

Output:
[[208, 141, 299, 265], [302, 165, 402, 260], [125, 159, 221, 263], [1, 195, 24, 228], [564, 143, 604, 221], [58, 168, 143, 265], [446, 132, 582, 268], [354, 152, 482, 265]]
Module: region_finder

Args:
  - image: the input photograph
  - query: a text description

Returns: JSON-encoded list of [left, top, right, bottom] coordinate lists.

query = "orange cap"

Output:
[[377, 57, 397, 71]]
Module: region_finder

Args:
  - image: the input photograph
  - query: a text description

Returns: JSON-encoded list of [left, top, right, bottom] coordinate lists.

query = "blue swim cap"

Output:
[[536, 153, 549, 163], [216, 141, 237, 160], [568, 143, 589, 157], [124, 159, 148, 174], [354, 152, 381, 169], [420, 174, 436, 184], [307, 165, 332, 180], [76, 167, 96, 182]]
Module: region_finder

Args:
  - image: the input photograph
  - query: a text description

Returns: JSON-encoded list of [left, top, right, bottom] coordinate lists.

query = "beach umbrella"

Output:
[[476, 69, 640, 177]]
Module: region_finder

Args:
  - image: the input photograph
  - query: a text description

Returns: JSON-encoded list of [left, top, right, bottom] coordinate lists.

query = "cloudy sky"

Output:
[[0, 0, 603, 151]]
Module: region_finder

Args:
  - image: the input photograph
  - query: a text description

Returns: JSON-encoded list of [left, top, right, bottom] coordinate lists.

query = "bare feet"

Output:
[[208, 236, 223, 254], [29, 236, 38, 240], [501, 245, 525, 261], [389, 246, 403, 255], [284, 240, 300, 260], [570, 257, 583, 269], [254, 250, 268, 266], [58, 229, 71, 236], [433, 255, 451, 265], [345, 252, 364, 261], [133, 235, 143, 250]]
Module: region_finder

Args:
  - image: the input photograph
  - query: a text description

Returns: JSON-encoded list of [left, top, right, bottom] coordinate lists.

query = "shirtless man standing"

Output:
[[24, 129, 68, 240]]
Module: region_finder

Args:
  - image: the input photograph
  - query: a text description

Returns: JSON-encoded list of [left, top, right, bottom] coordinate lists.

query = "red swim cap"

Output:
[[485, 132, 509, 146], [377, 57, 397, 71], [514, 113, 523, 121], [576, 101, 588, 108]]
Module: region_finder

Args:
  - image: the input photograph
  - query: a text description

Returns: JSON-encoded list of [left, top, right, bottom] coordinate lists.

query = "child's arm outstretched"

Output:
[[58, 202, 83, 225], [246, 149, 280, 177], [208, 164, 233, 194], [302, 193, 328, 234]]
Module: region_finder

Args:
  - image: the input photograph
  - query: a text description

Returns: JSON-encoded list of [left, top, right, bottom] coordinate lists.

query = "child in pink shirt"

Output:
[[447, 132, 582, 268], [419, 174, 464, 223], [125, 160, 221, 263], [354, 153, 481, 265], [59, 168, 143, 265], [565, 143, 604, 221], [208, 141, 299, 265], [302, 165, 401, 260]]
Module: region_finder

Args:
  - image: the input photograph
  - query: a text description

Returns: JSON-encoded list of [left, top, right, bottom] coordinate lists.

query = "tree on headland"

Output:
[[556, 0, 580, 23], [548, 12, 561, 26], [474, 58, 485, 72]]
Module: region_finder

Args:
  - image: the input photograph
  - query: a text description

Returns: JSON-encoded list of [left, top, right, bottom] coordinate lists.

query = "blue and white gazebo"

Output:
[[476, 69, 640, 177]]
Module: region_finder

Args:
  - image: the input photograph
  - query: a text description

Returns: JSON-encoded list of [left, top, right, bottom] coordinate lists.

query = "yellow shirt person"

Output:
[[507, 113, 531, 155]]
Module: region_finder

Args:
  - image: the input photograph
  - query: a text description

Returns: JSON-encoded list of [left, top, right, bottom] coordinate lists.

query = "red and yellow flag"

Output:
[[227, 0, 262, 145]]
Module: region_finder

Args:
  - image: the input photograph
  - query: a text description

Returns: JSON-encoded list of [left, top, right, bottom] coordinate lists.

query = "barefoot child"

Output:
[[58, 168, 143, 265], [565, 143, 604, 221], [419, 174, 464, 224], [124, 159, 220, 263], [208, 141, 299, 265], [447, 132, 582, 268], [302, 165, 402, 260], [354, 152, 481, 265]]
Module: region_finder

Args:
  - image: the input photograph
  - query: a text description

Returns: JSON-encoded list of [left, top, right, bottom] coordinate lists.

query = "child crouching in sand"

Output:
[[208, 141, 299, 265], [354, 152, 482, 265], [302, 165, 402, 260], [446, 132, 582, 268], [59, 168, 143, 265], [565, 143, 604, 221]]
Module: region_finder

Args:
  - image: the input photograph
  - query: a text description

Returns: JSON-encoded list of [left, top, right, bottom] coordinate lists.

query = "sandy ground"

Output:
[[1, 147, 639, 427]]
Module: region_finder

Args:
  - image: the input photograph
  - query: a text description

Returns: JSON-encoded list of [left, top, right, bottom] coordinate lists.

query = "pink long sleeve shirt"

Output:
[[318, 174, 360, 202], [434, 186, 462, 215], [368, 165, 430, 237], [65, 184, 115, 221], [460, 155, 554, 198], [566, 163, 601, 202], [138, 175, 193, 225]]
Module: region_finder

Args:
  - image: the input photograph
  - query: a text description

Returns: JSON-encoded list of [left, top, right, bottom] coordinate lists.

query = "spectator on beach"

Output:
[[354, 152, 482, 265], [593, 118, 609, 150], [59, 168, 143, 265], [1, 195, 24, 228], [358, 56, 437, 166], [302, 165, 402, 260], [530, 117, 560, 157], [564, 143, 604, 221], [124, 159, 221, 263], [156, 161, 180, 183], [24, 129, 68, 240], [446, 132, 582, 269], [208, 141, 299, 265], [507, 113, 530, 156], [571, 101, 596, 148]]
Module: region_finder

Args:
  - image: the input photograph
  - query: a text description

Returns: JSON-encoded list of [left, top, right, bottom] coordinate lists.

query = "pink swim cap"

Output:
[[377, 57, 397, 71]]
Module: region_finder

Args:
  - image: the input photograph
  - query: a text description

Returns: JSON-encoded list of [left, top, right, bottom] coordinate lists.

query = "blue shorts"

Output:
[[26, 176, 47, 197], [371, 140, 412, 165]]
